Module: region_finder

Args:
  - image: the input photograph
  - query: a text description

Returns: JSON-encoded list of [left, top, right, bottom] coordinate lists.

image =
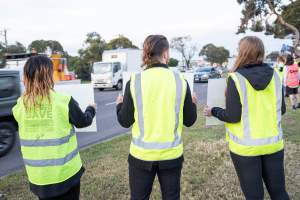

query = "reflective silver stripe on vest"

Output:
[[23, 148, 79, 167], [227, 71, 283, 146], [132, 71, 183, 150], [20, 128, 76, 147]]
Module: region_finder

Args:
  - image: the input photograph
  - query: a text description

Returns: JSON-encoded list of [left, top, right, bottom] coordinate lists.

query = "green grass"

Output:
[[0, 106, 299, 200]]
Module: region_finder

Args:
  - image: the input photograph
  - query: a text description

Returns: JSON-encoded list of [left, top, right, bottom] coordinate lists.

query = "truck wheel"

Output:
[[116, 81, 123, 90], [0, 122, 16, 157], [98, 88, 104, 91]]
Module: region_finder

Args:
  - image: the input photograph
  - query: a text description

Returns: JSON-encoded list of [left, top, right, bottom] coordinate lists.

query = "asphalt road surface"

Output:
[[0, 83, 208, 177]]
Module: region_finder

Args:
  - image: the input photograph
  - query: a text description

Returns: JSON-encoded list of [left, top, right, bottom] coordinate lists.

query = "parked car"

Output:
[[194, 67, 221, 83], [0, 70, 21, 157]]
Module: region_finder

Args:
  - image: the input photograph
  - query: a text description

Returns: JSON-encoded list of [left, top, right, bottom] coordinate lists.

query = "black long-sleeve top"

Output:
[[212, 63, 286, 123], [116, 64, 197, 170], [30, 97, 96, 199]]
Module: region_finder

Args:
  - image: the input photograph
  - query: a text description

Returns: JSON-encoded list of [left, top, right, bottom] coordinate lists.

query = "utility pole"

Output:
[[3, 29, 7, 48], [0, 29, 8, 48]]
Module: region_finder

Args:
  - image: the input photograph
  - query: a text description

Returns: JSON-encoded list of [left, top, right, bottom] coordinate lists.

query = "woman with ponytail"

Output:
[[116, 35, 197, 200]]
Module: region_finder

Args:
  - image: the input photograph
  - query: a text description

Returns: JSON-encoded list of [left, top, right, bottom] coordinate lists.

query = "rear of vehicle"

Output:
[[0, 70, 21, 156], [194, 67, 221, 83]]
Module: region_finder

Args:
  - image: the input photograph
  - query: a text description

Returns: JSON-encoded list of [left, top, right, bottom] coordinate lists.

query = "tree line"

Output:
[[0, 0, 299, 80], [0, 33, 230, 80]]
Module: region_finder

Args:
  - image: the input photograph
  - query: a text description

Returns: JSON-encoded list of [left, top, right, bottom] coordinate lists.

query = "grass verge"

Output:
[[0, 107, 299, 200]]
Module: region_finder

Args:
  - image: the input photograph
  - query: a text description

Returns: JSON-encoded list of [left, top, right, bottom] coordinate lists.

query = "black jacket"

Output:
[[212, 63, 286, 123], [116, 64, 197, 170], [30, 97, 96, 199]]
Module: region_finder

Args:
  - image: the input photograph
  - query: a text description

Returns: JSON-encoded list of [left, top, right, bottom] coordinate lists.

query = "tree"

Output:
[[6, 41, 26, 53], [47, 40, 64, 53], [106, 35, 138, 50], [77, 32, 106, 80], [28, 40, 48, 53], [79, 32, 106, 63], [168, 58, 179, 67], [199, 44, 230, 64], [236, 0, 300, 49], [28, 40, 64, 53], [170, 36, 197, 69], [67, 55, 81, 72], [273, 1, 300, 41]]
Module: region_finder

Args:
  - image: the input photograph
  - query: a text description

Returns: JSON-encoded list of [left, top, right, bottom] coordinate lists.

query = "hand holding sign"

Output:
[[205, 78, 226, 126], [116, 94, 124, 105]]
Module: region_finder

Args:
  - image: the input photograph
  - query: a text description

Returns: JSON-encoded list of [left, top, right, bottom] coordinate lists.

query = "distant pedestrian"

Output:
[[204, 36, 289, 200], [13, 55, 96, 200], [274, 55, 286, 80], [284, 54, 300, 110], [116, 35, 197, 200]]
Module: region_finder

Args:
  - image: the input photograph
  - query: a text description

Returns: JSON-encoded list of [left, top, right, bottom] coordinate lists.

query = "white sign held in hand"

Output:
[[206, 78, 227, 126], [54, 83, 97, 132]]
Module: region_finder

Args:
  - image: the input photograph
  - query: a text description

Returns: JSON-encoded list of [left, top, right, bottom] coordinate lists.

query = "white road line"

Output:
[[105, 102, 116, 106]]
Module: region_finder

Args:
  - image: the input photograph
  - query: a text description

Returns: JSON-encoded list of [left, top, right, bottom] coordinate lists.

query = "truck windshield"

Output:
[[93, 63, 112, 74]]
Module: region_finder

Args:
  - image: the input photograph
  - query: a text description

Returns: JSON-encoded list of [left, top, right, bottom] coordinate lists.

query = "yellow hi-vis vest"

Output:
[[225, 71, 284, 156], [12, 91, 82, 185], [274, 64, 284, 81], [130, 67, 187, 161]]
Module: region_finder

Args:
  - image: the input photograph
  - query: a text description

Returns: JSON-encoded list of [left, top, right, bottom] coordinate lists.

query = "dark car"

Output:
[[0, 70, 21, 157], [194, 67, 221, 83]]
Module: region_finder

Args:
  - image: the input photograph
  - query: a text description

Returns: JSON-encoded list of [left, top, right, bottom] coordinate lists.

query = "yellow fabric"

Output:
[[12, 91, 82, 185], [130, 68, 186, 161], [225, 73, 283, 156], [274, 67, 284, 81]]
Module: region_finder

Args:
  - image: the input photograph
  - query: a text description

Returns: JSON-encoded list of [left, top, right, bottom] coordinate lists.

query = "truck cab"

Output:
[[91, 61, 122, 91], [0, 70, 21, 157], [91, 49, 143, 91]]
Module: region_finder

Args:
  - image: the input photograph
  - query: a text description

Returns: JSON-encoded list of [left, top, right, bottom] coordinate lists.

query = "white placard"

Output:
[[206, 78, 227, 126], [54, 83, 97, 132], [182, 73, 194, 92], [122, 72, 194, 94], [122, 72, 136, 94]]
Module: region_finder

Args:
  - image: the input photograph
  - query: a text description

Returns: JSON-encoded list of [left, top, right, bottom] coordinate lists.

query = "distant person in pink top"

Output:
[[284, 54, 300, 110]]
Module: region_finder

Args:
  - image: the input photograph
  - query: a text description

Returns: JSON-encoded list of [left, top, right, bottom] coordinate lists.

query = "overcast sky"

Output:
[[0, 0, 292, 57]]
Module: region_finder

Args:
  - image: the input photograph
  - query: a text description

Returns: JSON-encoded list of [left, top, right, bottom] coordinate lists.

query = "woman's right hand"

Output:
[[203, 105, 212, 117], [192, 92, 198, 104], [89, 103, 97, 110]]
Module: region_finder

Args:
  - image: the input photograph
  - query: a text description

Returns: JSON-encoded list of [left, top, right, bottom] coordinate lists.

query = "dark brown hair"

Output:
[[23, 55, 54, 109], [285, 54, 294, 66], [142, 35, 169, 67], [232, 36, 265, 72]]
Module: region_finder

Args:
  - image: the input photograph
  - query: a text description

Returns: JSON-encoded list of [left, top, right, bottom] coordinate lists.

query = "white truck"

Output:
[[91, 49, 142, 91]]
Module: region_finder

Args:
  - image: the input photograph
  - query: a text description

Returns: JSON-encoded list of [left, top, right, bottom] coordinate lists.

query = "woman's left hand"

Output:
[[116, 94, 124, 105], [203, 105, 212, 117]]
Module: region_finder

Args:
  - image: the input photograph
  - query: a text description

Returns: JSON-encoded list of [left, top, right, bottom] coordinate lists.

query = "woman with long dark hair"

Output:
[[204, 36, 289, 200], [13, 55, 96, 200], [116, 35, 197, 200]]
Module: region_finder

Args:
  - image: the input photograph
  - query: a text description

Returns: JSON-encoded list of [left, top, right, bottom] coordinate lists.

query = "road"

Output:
[[0, 83, 207, 177]]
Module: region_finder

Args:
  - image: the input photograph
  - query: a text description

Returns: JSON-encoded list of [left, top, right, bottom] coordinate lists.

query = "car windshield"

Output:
[[93, 63, 112, 74], [196, 67, 211, 72]]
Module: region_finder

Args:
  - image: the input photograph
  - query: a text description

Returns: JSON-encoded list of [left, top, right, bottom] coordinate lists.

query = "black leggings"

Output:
[[129, 164, 182, 200], [230, 150, 289, 200], [39, 183, 80, 200]]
